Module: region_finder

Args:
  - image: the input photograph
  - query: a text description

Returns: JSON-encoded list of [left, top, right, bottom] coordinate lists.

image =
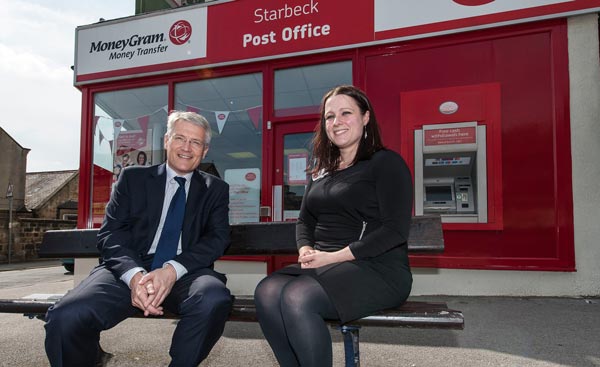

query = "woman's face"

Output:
[[323, 94, 369, 153], [137, 153, 146, 165]]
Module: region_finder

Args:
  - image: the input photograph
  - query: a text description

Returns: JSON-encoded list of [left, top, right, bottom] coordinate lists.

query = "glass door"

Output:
[[272, 120, 316, 222], [270, 120, 315, 270]]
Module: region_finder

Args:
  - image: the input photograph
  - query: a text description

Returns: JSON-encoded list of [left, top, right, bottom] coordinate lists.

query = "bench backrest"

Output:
[[38, 215, 443, 258]]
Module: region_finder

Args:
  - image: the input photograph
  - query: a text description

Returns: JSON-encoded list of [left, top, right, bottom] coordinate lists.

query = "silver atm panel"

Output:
[[414, 122, 487, 223]]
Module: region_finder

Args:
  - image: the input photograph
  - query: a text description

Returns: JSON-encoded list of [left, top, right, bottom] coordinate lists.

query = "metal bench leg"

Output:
[[339, 325, 361, 367]]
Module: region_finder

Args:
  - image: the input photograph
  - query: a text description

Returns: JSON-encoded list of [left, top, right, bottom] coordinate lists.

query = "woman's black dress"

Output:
[[277, 149, 414, 323]]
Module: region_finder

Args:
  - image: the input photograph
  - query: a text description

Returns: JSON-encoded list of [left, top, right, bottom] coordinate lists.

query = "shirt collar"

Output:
[[165, 164, 194, 184]]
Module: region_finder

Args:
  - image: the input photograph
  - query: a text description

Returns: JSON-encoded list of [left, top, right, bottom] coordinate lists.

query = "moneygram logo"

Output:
[[169, 20, 192, 45]]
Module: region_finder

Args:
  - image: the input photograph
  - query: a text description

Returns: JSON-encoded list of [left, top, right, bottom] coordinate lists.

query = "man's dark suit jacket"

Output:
[[97, 163, 230, 282]]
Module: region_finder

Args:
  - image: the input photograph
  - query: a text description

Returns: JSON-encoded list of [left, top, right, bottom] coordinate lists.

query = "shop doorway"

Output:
[[270, 119, 316, 270]]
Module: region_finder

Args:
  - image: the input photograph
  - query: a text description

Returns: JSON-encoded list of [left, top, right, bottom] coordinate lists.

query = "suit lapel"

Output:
[[181, 170, 207, 248], [147, 164, 167, 239]]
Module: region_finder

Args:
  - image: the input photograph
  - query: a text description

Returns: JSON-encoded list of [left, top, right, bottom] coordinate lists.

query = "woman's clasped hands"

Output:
[[298, 245, 355, 269]]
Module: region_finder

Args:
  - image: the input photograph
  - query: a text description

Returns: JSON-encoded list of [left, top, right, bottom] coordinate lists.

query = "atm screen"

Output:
[[425, 185, 453, 202]]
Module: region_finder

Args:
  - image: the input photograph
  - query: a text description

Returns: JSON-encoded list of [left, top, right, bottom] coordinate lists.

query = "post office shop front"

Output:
[[72, 1, 600, 296]]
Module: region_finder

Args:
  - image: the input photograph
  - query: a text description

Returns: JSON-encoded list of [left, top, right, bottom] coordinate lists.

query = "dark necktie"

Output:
[[151, 176, 186, 270]]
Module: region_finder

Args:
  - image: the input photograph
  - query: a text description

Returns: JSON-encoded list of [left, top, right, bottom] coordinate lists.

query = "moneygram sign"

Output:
[[75, 7, 206, 83]]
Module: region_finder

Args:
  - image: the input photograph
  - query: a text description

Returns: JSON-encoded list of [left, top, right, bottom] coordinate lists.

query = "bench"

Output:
[[0, 215, 463, 367]]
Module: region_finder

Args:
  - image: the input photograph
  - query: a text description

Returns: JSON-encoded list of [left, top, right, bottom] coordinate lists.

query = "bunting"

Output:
[[93, 116, 100, 134], [246, 106, 262, 130], [98, 129, 106, 146], [186, 105, 200, 114], [184, 104, 263, 133], [215, 111, 230, 134], [113, 119, 123, 143], [95, 104, 263, 148], [137, 115, 150, 134]]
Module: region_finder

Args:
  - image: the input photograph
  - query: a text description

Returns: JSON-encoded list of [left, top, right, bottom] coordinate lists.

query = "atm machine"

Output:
[[414, 121, 487, 223]]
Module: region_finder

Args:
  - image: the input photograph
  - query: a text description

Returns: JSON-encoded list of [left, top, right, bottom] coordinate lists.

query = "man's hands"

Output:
[[130, 265, 177, 316], [298, 245, 355, 269]]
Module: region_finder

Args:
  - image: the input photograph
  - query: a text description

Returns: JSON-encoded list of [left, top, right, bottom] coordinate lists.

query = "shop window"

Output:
[[274, 61, 352, 117], [175, 73, 263, 224], [91, 85, 168, 226]]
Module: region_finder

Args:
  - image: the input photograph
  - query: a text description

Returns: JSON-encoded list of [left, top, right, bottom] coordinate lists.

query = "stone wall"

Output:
[[35, 175, 79, 219], [0, 211, 76, 262]]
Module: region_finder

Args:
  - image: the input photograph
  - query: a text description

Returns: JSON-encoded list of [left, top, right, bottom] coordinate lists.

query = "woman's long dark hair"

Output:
[[310, 85, 384, 175]]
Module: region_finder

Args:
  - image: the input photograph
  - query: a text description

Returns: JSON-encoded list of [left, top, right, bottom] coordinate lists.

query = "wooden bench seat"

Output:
[[0, 215, 463, 367]]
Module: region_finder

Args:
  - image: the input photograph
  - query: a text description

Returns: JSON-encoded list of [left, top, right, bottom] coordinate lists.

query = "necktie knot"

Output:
[[174, 176, 186, 188]]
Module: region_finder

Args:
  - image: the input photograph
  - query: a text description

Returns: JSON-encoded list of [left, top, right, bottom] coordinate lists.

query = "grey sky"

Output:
[[0, 0, 134, 172]]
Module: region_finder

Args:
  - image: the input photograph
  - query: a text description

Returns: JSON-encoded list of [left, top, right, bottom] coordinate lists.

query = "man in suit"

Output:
[[45, 111, 232, 367]]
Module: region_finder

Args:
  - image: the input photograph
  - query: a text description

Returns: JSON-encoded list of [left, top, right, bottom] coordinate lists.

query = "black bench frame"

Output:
[[0, 216, 464, 367]]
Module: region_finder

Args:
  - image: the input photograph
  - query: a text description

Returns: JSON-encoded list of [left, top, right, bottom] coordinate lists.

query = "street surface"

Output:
[[0, 263, 599, 366]]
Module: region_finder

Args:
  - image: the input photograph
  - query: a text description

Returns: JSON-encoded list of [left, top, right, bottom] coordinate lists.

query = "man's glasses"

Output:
[[170, 134, 205, 150]]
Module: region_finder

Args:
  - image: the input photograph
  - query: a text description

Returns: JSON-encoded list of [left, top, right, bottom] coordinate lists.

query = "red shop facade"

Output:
[[73, 0, 600, 295]]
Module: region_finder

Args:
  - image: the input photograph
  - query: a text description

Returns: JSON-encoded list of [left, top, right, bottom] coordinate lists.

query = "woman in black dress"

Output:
[[255, 85, 413, 366]]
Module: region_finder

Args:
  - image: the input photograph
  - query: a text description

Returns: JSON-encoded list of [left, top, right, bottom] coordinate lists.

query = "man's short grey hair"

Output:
[[166, 110, 212, 145]]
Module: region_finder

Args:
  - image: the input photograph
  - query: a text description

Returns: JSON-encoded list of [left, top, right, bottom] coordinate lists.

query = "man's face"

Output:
[[164, 119, 209, 175]]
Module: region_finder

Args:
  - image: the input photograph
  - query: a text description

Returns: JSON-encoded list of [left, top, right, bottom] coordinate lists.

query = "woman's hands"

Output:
[[298, 245, 355, 269]]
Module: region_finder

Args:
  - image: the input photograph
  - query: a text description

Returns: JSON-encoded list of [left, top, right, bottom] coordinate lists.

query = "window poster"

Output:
[[287, 153, 308, 185], [113, 129, 153, 184], [224, 168, 261, 224]]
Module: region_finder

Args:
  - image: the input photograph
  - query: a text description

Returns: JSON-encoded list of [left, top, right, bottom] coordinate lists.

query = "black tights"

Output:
[[254, 274, 339, 367]]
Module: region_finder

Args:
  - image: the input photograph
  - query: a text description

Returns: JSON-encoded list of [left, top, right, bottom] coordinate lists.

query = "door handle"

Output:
[[259, 206, 271, 217]]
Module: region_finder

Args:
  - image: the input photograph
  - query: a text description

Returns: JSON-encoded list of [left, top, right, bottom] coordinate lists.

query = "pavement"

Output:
[[0, 261, 599, 367], [0, 259, 64, 272]]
